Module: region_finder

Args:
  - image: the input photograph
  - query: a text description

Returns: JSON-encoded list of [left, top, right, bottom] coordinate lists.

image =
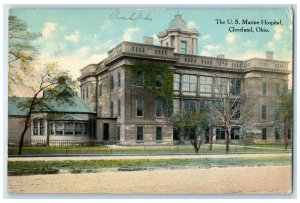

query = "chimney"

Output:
[[143, 36, 154, 45], [217, 54, 225, 59], [266, 51, 273, 60]]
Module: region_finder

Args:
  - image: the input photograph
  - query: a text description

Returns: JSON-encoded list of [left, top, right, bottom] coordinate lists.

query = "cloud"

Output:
[[151, 34, 159, 45], [225, 33, 236, 44], [267, 25, 285, 50], [200, 44, 221, 56], [122, 27, 139, 41], [38, 48, 107, 80], [274, 25, 283, 40], [42, 22, 58, 39], [65, 31, 80, 43], [201, 34, 210, 41], [187, 21, 197, 29], [101, 20, 113, 30]]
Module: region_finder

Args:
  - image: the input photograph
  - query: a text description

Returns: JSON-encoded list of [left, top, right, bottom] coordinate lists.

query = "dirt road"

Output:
[[8, 165, 291, 194]]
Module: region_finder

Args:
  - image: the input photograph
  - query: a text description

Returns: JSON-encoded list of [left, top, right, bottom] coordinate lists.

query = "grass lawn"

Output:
[[8, 156, 292, 176], [8, 143, 291, 155]]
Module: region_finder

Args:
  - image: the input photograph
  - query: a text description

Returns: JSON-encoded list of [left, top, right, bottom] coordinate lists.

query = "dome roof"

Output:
[[168, 15, 188, 30]]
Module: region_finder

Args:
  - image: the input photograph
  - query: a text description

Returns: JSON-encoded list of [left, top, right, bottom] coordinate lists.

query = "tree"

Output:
[[9, 15, 41, 93], [172, 110, 208, 152], [209, 78, 256, 153], [239, 120, 257, 146], [15, 63, 76, 155], [279, 90, 292, 150]]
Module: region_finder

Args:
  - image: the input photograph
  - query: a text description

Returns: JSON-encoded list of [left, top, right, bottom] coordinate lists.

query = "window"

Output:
[[118, 99, 121, 117], [275, 128, 280, 140], [155, 100, 163, 117], [50, 122, 88, 136], [33, 119, 39, 135], [136, 99, 144, 117], [64, 122, 74, 135], [199, 76, 212, 96], [156, 127, 162, 140], [98, 84, 102, 97], [230, 79, 241, 96], [262, 128, 267, 140], [82, 87, 85, 99], [182, 75, 197, 92], [274, 106, 280, 120], [55, 122, 64, 135], [110, 101, 114, 117], [117, 126, 120, 140], [231, 101, 240, 119], [174, 74, 180, 91], [215, 78, 228, 95], [98, 106, 102, 117], [183, 100, 197, 111], [110, 75, 114, 91], [173, 99, 180, 113], [230, 127, 240, 140], [166, 42, 169, 47], [137, 127, 143, 140], [262, 82, 267, 95], [86, 86, 89, 99], [82, 123, 88, 135], [180, 41, 187, 54], [276, 84, 280, 96], [156, 74, 163, 88], [262, 105, 267, 120], [199, 100, 211, 113], [75, 123, 82, 135], [118, 72, 121, 88], [39, 119, 45, 135], [216, 127, 226, 140], [137, 71, 144, 86], [50, 123, 55, 135]]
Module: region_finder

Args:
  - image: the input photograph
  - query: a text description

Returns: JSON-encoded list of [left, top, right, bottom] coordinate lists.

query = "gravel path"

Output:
[[8, 165, 292, 194], [8, 153, 291, 162]]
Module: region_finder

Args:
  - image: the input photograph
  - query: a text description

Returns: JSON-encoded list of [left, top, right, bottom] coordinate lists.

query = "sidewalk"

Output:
[[8, 152, 292, 162]]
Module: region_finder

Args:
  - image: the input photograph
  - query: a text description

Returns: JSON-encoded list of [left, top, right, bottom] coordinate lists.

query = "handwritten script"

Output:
[[110, 10, 152, 24]]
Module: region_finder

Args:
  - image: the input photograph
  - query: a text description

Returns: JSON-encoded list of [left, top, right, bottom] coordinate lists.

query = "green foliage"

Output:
[[279, 90, 292, 121], [9, 15, 41, 88], [8, 167, 59, 176], [70, 168, 82, 174], [126, 60, 174, 114], [8, 156, 291, 176], [172, 111, 208, 140]]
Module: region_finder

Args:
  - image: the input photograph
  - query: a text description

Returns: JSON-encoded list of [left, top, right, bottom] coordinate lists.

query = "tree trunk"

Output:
[[209, 130, 213, 151], [225, 129, 231, 153], [179, 131, 184, 144], [18, 117, 31, 155], [193, 136, 202, 153], [47, 120, 50, 147], [284, 118, 289, 151]]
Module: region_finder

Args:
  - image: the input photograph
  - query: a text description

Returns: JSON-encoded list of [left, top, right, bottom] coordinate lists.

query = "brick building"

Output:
[[76, 14, 290, 144]]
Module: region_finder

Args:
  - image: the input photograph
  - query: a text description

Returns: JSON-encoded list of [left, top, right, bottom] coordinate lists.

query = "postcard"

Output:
[[6, 6, 293, 196]]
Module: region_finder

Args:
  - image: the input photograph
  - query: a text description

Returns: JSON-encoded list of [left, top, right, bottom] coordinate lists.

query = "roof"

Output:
[[168, 15, 188, 30], [50, 114, 88, 121], [9, 87, 96, 117], [8, 97, 31, 116]]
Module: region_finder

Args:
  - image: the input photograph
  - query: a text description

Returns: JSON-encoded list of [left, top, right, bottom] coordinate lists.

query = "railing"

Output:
[[8, 139, 290, 156], [79, 64, 97, 79], [175, 54, 244, 70], [106, 42, 176, 65], [244, 58, 289, 72]]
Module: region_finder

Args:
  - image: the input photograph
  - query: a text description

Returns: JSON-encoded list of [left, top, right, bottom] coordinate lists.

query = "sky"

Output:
[[10, 7, 293, 81]]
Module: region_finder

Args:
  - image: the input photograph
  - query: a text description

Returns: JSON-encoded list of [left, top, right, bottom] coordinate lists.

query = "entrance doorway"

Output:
[[103, 123, 109, 140]]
